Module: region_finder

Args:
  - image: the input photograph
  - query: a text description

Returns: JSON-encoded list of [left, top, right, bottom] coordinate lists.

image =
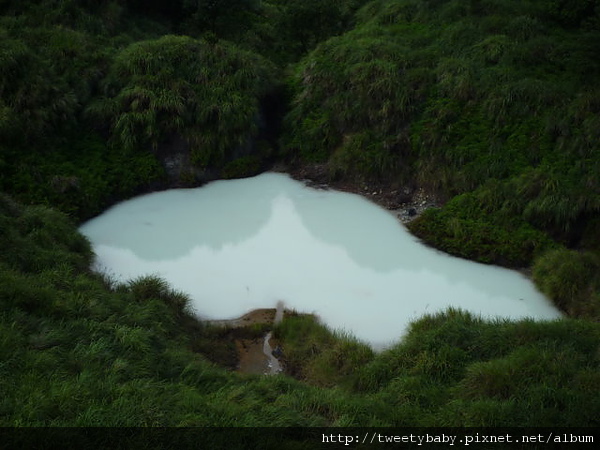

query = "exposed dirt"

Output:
[[273, 161, 441, 223], [208, 308, 285, 375], [209, 308, 276, 329], [235, 338, 270, 374]]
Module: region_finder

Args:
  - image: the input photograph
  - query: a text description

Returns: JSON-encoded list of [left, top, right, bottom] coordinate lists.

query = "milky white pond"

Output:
[[79, 173, 561, 348]]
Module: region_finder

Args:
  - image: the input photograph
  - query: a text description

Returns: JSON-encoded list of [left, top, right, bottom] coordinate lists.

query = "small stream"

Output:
[[262, 332, 281, 375], [262, 301, 284, 375]]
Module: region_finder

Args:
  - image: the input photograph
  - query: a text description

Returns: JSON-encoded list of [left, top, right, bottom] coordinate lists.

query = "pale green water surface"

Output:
[[80, 173, 562, 348]]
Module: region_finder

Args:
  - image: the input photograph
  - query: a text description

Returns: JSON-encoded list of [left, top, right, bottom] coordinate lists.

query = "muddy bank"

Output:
[[209, 308, 276, 329], [273, 162, 440, 223], [207, 303, 286, 375]]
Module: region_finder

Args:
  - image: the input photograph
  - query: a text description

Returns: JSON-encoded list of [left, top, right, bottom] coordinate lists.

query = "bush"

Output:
[[88, 35, 277, 168], [532, 248, 600, 319], [283, 0, 600, 244], [408, 191, 556, 267], [128, 275, 192, 319], [273, 314, 374, 387]]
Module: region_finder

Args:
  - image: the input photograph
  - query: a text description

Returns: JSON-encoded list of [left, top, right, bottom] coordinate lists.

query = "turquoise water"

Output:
[[80, 173, 562, 348]]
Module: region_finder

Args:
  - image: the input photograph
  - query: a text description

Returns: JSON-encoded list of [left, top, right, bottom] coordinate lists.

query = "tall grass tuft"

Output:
[[273, 314, 374, 387], [88, 35, 278, 169], [532, 249, 600, 319], [128, 275, 192, 320]]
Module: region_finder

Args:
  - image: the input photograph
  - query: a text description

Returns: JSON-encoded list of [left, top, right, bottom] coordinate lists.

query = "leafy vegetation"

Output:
[[87, 34, 277, 167], [408, 185, 558, 267], [284, 0, 600, 237], [0, 1, 279, 219], [1, 0, 599, 429], [282, 0, 599, 311], [1, 199, 598, 427], [532, 249, 600, 320], [273, 313, 375, 388]]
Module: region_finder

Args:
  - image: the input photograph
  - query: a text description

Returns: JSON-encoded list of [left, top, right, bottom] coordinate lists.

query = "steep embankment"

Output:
[[1, 0, 599, 427], [0, 2, 281, 220]]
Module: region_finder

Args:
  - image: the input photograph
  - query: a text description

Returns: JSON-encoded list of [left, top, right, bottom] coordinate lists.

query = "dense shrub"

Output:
[[273, 314, 375, 387], [284, 0, 600, 239], [408, 189, 557, 267], [88, 35, 278, 168], [533, 249, 600, 319]]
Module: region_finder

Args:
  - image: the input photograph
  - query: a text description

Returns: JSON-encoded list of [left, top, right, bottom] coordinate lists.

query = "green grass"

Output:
[[1, 198, 599, 427], [1, 0, 600, 429], [273, 313, 375, 387], [89, 35, 278, 164], [532, 249, 600, 319], [0, 4, 282, 220], [408, 187, 558, 267], [282, 0, 600, 251]]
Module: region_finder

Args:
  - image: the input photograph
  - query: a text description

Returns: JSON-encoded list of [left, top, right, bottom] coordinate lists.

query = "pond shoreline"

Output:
[[273, 162, 441, 224], [207, 302, 289, 375], [274, 163, 534, 278]]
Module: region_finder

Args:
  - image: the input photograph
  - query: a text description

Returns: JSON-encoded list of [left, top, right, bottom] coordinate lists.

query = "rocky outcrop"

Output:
[[279, 162, 440, 224], [154, 134, 218, 187]]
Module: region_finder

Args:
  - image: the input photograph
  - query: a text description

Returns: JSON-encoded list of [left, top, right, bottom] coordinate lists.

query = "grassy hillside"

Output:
[[0, 1, 281, 219], [1, 0, 599, 428], [282, 0, 600, 316]]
